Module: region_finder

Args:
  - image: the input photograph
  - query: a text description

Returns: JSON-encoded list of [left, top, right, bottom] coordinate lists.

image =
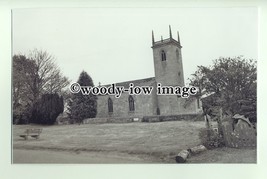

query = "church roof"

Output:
[[102, 77, 156, 88]]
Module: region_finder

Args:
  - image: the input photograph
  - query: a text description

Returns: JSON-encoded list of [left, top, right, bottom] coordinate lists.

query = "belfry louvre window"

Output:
[[161, 50, 166, 61], [128, 95, 135, 111], [108, 97, 113, 112]]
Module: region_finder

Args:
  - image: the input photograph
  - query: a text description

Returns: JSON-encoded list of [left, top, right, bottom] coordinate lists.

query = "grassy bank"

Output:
[[13, 121, 205, 162]]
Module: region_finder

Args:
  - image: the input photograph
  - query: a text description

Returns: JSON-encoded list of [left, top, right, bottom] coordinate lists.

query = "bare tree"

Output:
[[45, 68, 69, 94], [27, 49, 70, 103], [12, 49, 70, 124]]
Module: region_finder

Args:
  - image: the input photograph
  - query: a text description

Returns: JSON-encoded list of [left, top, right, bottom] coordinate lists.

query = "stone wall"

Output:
[[178, 97, 202, 114], [96, 80, 157, 118], [142, 114, 203, 122], [96, 90, 201, 118], [96, 85, 201, 118], [83, 114, 202, 124], [96, 92, 156, 118], [83, 117, 138, 124]]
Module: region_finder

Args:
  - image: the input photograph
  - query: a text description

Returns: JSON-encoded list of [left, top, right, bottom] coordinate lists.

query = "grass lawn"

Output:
[[187, 147, 256, 163], [12, 121, 257, 163], [13, 121, 204, 163]]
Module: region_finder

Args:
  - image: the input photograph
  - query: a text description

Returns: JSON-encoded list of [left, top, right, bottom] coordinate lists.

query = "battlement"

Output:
[[152, 38, 182, 48], [152, 25, 182, 48]]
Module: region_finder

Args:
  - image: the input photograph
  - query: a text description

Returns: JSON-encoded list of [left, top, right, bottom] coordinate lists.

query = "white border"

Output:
[[1, 1, 267, 179]]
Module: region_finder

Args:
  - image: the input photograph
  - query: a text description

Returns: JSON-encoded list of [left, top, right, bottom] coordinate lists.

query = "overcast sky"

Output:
[[12, 7, 258, 86]]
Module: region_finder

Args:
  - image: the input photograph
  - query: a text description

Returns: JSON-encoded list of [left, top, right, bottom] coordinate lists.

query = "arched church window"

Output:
[[108, 97, 113, 113], [157, 107, 160, 115], [128, 95, 135, 111], [161, 50, 166, 61]]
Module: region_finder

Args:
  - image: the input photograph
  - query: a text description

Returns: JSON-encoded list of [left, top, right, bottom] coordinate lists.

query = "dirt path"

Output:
[[13, 147, 256, 164], [13, 149, 161, 164]]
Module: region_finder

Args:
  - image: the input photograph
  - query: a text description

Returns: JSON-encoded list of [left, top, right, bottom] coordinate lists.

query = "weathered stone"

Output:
[[222, 117, 256, 148], [189, 145, 207, 155], [95, 29, 202, 119]]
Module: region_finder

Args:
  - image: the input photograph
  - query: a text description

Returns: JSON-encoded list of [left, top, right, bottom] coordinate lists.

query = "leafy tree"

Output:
[[12, 55, 35, 124], [190, 56, 256, 122], [67, 71, 97, 124], [12, 49, 70, 124], [31, 93, 64, 125]]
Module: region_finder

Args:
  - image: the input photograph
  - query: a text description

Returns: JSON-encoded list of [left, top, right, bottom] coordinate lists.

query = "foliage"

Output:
[[13, 55, 35, 106], [234, 99, 257, 124], [190, 56, 257, 122], [31, 93, 64, 125], [67, 71, 97, 124], [13, 104, 32, 124], [12, 55, 35, 124], [12, 50, 70, 124], [199, 128, 225, 149]]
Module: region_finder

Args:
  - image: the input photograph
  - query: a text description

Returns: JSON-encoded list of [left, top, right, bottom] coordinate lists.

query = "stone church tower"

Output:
[[152, 26, 186, 115], [94, 26, 201, 120], [152, 26, 184, 86]]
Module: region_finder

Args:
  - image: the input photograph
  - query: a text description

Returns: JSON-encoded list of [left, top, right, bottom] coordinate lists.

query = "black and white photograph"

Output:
[[11, 7, 258, 164]]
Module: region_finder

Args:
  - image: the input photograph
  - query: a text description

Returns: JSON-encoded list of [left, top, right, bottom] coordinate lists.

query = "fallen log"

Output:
[[188, 145, 207, 155], [175, 149, 190, 163]]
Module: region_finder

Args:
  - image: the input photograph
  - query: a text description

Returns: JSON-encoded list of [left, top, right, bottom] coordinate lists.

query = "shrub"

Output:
[[13, 104, 32, 124], [199, 128, 225, 149], [31, 93, 64, 125]]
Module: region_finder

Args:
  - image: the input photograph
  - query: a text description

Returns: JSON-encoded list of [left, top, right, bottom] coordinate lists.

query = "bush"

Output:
[[31, 93, 64, 125], [199, 128, 225, 149], [13, 104, 32, 124]]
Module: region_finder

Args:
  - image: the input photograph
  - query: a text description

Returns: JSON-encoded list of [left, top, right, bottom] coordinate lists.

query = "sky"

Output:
[[12, 7, 258, 86]]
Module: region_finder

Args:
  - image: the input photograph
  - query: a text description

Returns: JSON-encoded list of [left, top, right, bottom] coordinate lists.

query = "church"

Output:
[[96, 26, 202, 119]]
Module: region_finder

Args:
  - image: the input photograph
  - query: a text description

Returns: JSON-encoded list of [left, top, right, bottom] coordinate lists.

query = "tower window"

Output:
[[161, 50, 166, 61], [128, 95, 135, 111], [176, 49, 179, 62], [108, 97, 113, 113]]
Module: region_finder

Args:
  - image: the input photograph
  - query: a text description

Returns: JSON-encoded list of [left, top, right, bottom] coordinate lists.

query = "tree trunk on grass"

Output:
[[175, 150, 190, 163], [188, 145, 207, 155]]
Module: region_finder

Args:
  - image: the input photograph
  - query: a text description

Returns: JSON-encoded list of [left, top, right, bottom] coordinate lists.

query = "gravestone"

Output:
[[222, 115, 256, 148]]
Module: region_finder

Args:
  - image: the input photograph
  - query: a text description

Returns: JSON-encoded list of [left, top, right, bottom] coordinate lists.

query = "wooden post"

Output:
[[217, 107, 224, 138], [204, 114, 211, 139]]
